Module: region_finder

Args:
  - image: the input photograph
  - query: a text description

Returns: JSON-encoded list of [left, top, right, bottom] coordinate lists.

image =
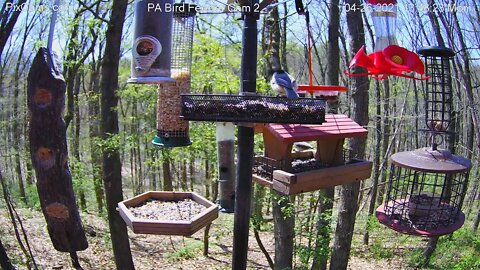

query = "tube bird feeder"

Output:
[[417, 46, 456, 146], [153, 2, 196, 147], [129, 0, 174, 83], [368, 0, 398, 52], [216, 122, 236, 212]]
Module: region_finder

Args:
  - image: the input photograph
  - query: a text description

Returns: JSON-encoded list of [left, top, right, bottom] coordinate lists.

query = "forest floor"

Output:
[[0, 206, 418, 270]]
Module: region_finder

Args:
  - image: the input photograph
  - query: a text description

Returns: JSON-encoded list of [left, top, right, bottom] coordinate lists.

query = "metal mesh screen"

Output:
[[384, 165, 467, 231], [181, 94, 326, 124], [171, 3, 196, 80], [418, 48, 455, 146]]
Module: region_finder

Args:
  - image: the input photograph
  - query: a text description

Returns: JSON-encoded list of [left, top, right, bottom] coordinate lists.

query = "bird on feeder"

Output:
[[270, 70, 299, 98]]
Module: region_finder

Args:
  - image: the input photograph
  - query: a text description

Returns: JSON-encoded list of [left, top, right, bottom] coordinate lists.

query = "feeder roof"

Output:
[[264, 114, 368, 143], [417, 46, 455, 58], [391, 148, 471, 173]]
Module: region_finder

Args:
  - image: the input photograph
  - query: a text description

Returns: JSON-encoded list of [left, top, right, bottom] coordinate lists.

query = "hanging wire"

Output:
[[47, 0, 61, 53]]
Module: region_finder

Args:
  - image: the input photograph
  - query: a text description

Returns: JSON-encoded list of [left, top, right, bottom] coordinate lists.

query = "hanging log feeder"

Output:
[[118, 191, 218, 236], [27, 48, 88, 252]]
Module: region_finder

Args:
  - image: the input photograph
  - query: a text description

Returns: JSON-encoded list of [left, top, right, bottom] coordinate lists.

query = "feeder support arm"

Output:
[[233, 1, 259, 270]]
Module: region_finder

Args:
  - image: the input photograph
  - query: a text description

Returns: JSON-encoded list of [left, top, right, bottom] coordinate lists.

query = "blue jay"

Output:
[[270, 70, 299, 98]]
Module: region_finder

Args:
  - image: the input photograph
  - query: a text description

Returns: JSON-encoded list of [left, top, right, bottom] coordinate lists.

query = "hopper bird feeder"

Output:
[[118, 191, 219, 236], [128, 0, 174, 83], [376, 47, 471, 237], [345, 0, 426, 80], [152, 2, 197, 147], [252, 114, 373, 195]]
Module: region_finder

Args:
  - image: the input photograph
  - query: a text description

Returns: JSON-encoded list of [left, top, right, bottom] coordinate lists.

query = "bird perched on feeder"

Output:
[[270, 70, 299, 98]]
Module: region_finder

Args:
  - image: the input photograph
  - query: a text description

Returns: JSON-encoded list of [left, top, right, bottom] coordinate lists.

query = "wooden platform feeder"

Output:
[[118, 191, 218, 236], [253, 114, 372, 195]]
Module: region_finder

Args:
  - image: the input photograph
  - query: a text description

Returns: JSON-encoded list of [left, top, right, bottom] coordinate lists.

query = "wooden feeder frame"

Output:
[[252, 114, 372, 195], [118, 191, 218, 236]]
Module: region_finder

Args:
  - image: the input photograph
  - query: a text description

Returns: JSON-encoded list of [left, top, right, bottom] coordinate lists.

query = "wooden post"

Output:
[[27, 48, 88, 252]]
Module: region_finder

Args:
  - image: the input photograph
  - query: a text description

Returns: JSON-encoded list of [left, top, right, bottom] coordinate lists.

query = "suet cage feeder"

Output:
[[417, 46, 456, 145], [153, 2, 197, 147], [129, 0, 174, 83], [376, 47, 471, 237]]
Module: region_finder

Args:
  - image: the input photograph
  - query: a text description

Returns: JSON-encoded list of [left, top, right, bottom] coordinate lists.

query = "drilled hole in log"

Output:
[[46, 203, 70, 220], [62, 155, 69, 170], [36, 147, 55, 169], [34, 88, 53, 108]]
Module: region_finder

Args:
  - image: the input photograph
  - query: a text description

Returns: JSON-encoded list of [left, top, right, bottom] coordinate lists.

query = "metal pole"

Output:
[[232, 2, 259, 270]]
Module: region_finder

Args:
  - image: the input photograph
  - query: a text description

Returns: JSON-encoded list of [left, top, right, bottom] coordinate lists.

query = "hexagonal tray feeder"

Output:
[[181, 94, 326, 124], [118, 191, 218, 236]]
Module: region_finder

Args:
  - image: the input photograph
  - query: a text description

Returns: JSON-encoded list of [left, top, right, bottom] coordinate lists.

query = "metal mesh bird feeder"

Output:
[[129, 0, 174, 83], [418, 46, 456, 148], [152, 2, 196, 147], [376, 47, 472, 237]]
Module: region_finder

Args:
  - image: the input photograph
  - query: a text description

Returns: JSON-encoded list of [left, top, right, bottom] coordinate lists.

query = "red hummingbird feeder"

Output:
[[346, 0, 426, 80]]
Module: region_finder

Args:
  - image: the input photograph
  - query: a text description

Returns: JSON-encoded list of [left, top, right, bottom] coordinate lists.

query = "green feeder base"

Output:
[[152, 135, 192, 148]]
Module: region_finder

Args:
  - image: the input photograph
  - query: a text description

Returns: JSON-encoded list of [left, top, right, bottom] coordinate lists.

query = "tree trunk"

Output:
[[273, 193, 295, 270], [73, 74, 86, 211], [0, 0, 27, 56], [0, 238, 14, 270], [311, 1, 340, 269], [363, 81, 382, 245], [100, 0, 134, 268], [88, 66, 104, 214], [474, 207, 480, 231], [377, 80, 391, 205], [330, 0, 369, 269]]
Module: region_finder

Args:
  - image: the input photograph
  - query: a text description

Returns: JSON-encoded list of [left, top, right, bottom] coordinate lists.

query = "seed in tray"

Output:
[[129, 199, 206, 221]]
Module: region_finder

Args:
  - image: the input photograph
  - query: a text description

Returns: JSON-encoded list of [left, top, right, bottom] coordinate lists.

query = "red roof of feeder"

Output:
[[265, 114, 368, 143], [366, 0, 397, 4]]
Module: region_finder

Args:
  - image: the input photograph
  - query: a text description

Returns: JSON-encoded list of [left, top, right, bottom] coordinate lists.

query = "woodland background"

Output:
[[0, 0, 479, 269]]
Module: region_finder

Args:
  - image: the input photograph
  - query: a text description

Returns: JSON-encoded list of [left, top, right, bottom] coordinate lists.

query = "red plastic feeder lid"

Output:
[[376, 203, 465, 237]]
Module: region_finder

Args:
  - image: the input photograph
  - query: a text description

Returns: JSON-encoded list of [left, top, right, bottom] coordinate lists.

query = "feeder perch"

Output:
[[376, 148, 471, 237], [128, 0, 174, 83], [153, 3, 196, 147], [252, 114, 373, 195], [181, 94, 326, 124], [118, 191, 218, 236]]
